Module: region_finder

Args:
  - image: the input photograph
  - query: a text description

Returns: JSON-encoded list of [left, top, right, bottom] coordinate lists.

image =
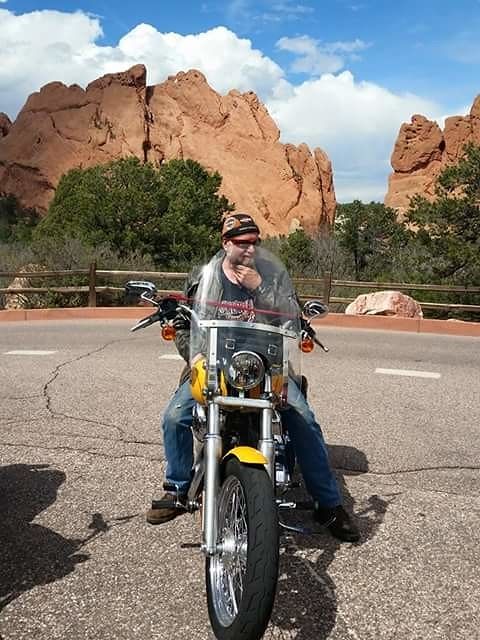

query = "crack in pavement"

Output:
[[0, 440, 164, 462], [352, 474, 479, 499], [48, 412, 128, 438], [0, 412, 161, 447], [1, 418, 46, 427], [0, 423, 162, 447], [344, 466, 480, 498], [338, 464, 480, 475], [42, 338, 132, 440], [1, 395, 43, 401]]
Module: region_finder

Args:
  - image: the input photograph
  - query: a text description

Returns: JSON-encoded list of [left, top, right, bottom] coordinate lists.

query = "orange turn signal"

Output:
[[161, 325, 176, 341], [300, 337, 314, 353]]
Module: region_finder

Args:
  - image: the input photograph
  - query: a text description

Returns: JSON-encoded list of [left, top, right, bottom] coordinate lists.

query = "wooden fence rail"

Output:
[[1, 263, 479, 314]]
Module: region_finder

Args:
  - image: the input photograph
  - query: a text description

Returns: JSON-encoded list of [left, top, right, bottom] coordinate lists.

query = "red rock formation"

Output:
[[385, 96, 480, 212], [0, 112, 11, 139], [0, 65, 335, 236]]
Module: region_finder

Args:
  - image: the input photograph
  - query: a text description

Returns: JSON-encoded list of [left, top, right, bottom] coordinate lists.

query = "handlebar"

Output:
[[128, 290, 328, 352], [130, 295, 181, 332]]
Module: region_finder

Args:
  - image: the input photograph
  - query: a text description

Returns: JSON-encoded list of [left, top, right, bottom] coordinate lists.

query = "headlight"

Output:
[[227, 351, 265, 390]]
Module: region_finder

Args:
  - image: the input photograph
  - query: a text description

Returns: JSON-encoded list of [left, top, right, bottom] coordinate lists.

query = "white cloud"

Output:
[[0, 8, 446, 202], [436, 104, 470, 129], [114, 24, 284, 96], [276, 35, 370, 75], [0, 11, 283, 115], [267, 71, 443, 201], [0, 9, 104, 114], [277, 35, 343, 73]]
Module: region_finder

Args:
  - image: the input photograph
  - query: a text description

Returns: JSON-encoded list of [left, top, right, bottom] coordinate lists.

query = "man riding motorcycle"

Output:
[[147, 213, 360, 543]]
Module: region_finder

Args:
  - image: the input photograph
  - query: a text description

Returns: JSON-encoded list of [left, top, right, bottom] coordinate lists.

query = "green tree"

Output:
[[35, 157, 233, 268], [335, 200, 409, 280], [406, 143, 480, 284], [0, 194, 39, 243], [154, 158, 233, 268], [278, 230, 315, 276]]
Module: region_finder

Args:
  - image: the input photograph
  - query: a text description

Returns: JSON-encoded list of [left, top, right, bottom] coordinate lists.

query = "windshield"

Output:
[[191, 246, 301, 330], [189, 246, 302, 401]]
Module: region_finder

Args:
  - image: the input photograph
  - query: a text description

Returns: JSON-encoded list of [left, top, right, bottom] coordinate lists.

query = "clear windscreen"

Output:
[[189, 246, 302, 390], [192, 247, 301, 328]]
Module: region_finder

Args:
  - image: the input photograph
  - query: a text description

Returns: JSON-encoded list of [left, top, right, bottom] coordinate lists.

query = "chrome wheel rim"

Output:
[[210, 475, 248, 627]]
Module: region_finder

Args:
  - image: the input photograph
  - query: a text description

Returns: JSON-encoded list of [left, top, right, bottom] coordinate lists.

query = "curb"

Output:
[[0, 307, 479, 337], [314, 313, 480, 337]]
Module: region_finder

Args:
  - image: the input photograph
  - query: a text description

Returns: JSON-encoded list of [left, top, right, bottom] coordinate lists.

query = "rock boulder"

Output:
[[345, 291, 423, 318]]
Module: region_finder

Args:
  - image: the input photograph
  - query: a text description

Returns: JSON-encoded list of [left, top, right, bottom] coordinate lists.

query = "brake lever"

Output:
[[302, 319, 329, 352], [140, 291, 160, 307], [313, 335, 329, 352]]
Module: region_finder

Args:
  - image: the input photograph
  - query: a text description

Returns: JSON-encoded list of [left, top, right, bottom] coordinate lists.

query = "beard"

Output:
[[239, 255, 254, 267], [228, 251, 255, 268]]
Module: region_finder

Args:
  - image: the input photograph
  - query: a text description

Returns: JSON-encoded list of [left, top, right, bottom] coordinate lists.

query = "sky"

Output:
[[0, 0, 479, 202]]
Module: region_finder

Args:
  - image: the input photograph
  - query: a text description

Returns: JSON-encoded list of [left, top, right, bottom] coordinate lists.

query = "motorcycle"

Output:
[[125, 247, 328, 640]]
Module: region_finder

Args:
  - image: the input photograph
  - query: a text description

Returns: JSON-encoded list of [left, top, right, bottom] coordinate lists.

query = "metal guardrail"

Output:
[[1, 264, 479, 314]]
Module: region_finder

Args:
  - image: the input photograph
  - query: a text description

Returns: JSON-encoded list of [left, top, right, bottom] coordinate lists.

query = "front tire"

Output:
[[206, 458, 279, 640]]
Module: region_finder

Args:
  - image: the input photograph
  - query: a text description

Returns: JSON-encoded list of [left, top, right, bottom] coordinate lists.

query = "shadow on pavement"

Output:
[[268, 444, 393, 640], [0, 463, 89, 611]]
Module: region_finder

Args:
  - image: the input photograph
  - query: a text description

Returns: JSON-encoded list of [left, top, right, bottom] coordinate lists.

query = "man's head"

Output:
[[221, 213, 260, 266]]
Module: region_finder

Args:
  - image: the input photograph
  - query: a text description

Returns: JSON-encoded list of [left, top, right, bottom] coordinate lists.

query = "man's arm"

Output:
[[173, 269, 202, 363], [254, 270, 301, 317], [173, 325, 190, 363]]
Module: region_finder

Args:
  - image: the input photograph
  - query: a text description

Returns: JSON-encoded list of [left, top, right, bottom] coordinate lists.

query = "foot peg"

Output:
[[277, 500, 314, 510], [161, 482, 187, 509], [278, 520, 326, 535], [277, 499, 322, 535]]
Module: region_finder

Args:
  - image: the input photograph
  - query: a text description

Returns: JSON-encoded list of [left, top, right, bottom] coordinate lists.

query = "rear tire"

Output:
[[206, 458, 279, 640]]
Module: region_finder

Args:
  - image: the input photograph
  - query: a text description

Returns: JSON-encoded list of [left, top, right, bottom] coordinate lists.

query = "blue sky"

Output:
[[1, 0, 479, 201]]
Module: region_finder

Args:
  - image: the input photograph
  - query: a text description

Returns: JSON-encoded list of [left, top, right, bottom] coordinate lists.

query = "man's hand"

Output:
[[172, 307, 191, 331], [233, 266, 262, 290]]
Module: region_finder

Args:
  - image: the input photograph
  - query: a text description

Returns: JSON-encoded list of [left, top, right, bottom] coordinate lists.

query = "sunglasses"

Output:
[[228, 238, 261, 248]]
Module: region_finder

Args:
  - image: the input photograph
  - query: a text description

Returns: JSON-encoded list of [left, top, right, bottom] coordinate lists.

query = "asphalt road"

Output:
[[0, 320, 479, 640]]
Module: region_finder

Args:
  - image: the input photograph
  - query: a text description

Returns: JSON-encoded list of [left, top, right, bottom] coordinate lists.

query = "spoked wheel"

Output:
[[206, 458, 279, 640]]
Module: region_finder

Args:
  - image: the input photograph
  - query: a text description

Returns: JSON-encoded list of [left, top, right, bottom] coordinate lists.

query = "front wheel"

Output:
[[206, 458, 279, 640]]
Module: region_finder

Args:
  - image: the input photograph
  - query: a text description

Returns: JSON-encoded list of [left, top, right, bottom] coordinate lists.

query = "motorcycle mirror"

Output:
[[125, 280, 157, 303], [303, 300, 329, 318]]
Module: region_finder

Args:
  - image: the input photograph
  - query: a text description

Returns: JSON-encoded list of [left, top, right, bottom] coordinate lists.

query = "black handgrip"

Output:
[[131, 310, 162, 332]]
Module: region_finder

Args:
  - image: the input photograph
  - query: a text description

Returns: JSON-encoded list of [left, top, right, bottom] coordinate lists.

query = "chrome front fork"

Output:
[[259, 406, 275, 479], [203, 402, 222, 556], [202, 399, 275, 556], [259, 373, 275, 479]]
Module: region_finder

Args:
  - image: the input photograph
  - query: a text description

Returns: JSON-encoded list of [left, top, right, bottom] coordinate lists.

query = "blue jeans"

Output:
[[162, 378, 341, 507]]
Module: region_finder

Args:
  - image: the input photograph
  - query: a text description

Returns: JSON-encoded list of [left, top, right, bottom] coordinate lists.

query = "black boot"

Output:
[[314, 505, 360, 542]]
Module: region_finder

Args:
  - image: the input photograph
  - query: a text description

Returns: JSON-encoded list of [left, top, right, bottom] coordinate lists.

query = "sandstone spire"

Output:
[[385, 96, 480, 212]]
